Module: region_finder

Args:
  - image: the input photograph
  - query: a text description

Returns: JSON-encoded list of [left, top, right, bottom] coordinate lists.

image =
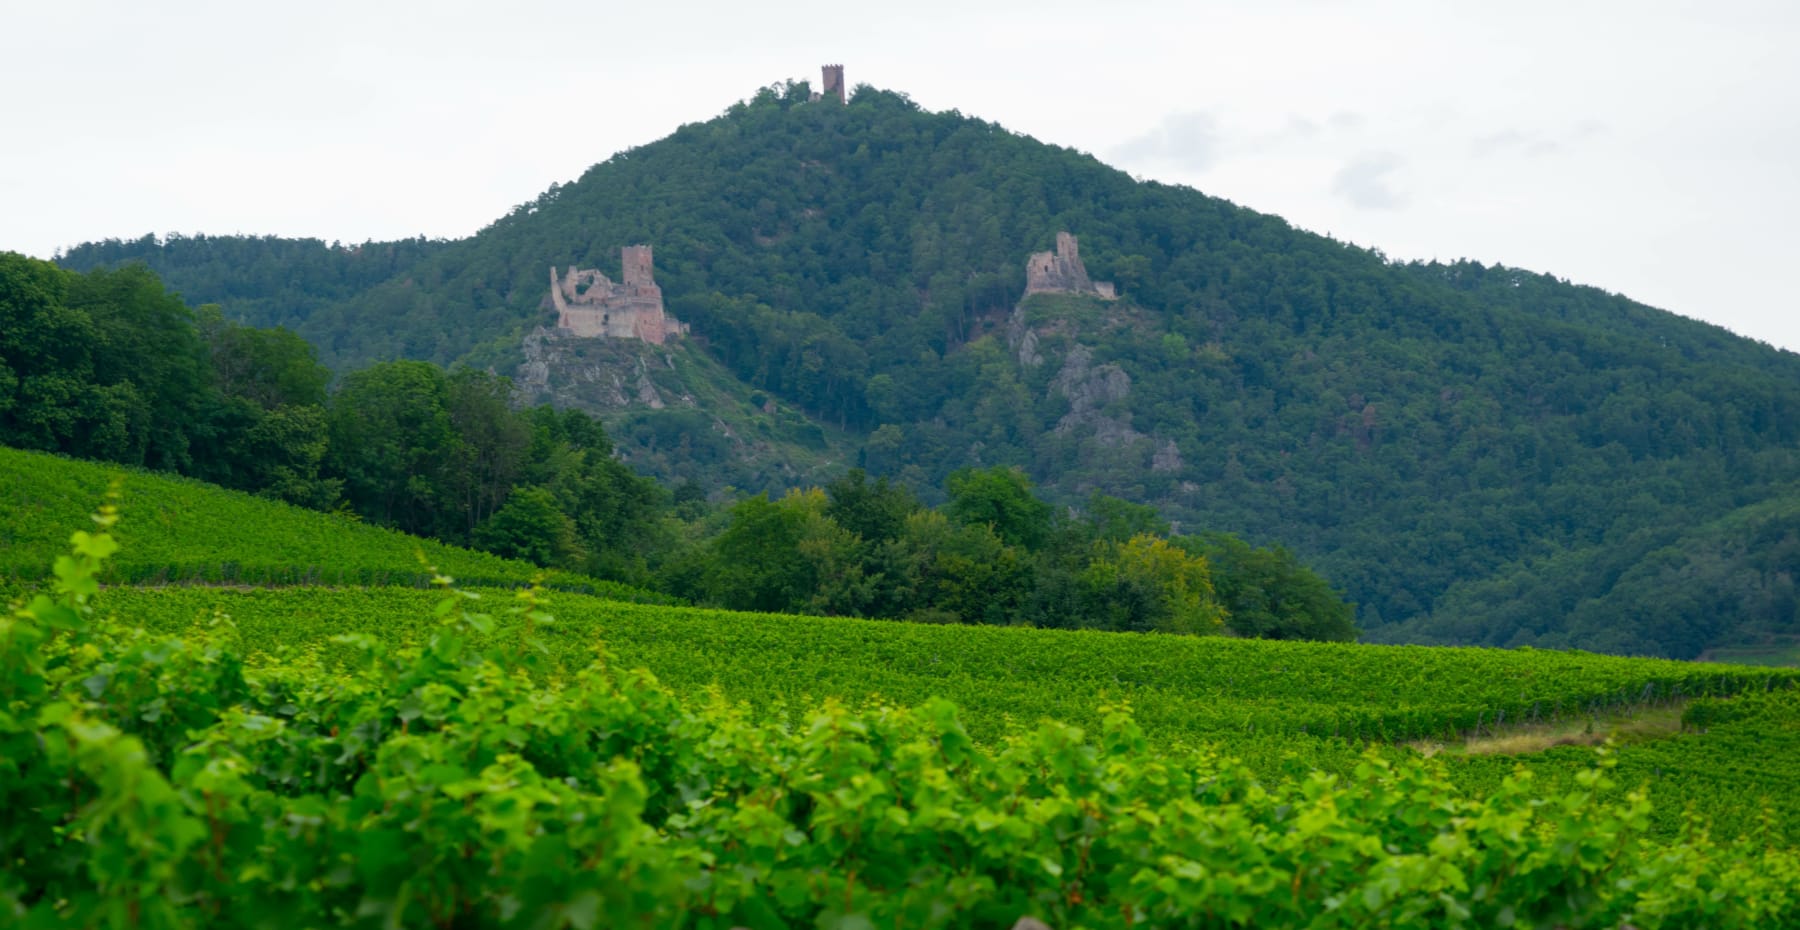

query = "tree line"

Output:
[[0, 252, 1353, 640]]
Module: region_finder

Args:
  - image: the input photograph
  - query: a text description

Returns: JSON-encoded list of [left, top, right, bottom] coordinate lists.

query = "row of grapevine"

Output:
[[8, 520, 1800, 928], [98, 584, 1800, 843], [1445, 689, 1800, 844], [102, 585, 1795, 744], [0, 447, 671, 603]]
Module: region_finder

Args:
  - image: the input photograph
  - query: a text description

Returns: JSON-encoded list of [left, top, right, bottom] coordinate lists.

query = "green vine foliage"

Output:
[[5, 500, 1800, 928]]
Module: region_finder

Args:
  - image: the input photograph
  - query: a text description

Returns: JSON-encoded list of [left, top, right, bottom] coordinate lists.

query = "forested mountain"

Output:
[[58, 79, 1800, 659], [59, 234, 448, 337]]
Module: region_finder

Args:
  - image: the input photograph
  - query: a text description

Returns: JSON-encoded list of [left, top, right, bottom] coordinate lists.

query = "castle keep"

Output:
[[1025, 232, 1117, 300], [549, 246, 685, 344], [811, 64, 846, 104]]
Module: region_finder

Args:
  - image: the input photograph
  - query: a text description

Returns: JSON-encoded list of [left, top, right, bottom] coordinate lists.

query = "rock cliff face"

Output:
[[1005, 290, 1181, 491], [517, 327, 687, 412], [515, 326, 849, 494], [1048, 344, 1145, 449]]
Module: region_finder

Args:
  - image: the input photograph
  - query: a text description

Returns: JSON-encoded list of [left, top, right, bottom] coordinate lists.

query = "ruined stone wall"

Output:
[[555, 300, 673, 343], [1024, 231, 1117, 300], [548, 245, 683, 345]]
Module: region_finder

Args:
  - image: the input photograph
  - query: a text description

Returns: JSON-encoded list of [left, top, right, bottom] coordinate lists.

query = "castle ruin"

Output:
[[549, 245, 686, 344], [1024, 232, 1117, 300], [810, 64, 846, 104]]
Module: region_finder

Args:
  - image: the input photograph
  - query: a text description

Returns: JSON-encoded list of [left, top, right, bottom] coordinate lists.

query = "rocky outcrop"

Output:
[[517, 326, 694, 413], [1007, 290, 1188, 477], [516, 324, 847, 494], [1012, 326, 1044, 368], [1152, 439, 1184, 472], [1049, 344, 1143, 449]]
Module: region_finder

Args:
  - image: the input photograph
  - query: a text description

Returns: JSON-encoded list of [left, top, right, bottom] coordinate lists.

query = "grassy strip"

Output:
[[0, 446, 674, 604]]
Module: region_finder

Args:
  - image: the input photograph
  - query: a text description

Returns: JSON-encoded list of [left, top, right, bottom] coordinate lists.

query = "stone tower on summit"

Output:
[[815, 64, 846, 104]]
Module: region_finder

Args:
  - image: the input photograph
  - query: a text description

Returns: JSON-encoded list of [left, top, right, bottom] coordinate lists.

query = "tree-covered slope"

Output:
[[516, 327, 856, 492], [59, 80, 1800, 658], [56, 233, 446, 336], [1382, 486, 1800, 658]]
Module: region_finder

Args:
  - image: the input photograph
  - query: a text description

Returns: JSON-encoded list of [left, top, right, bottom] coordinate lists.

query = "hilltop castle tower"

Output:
[[549, 245, 685, 344], [1024, 232, 1117, 300]]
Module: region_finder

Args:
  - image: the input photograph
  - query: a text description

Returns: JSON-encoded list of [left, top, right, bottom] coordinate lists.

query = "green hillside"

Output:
[[11, 443, 1800, 925], [3, 461, 1792, 842], [0, 446, 668, 602], [96, 584, 1800, 842], [51, 233, 449, 335], [519, 327, 855, 492], [56, 80, 1800, 660], [1381, 487, 1800, 657], [102, 586, 1788, 743]]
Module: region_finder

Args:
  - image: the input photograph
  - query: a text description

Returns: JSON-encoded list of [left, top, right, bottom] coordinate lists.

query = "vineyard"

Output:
[[101, 584, 1800, 845], [0, 447, 669, 602], [4, 507, 1799, 927], [8, 477, 1800, 925], [106, 586, 1796, 743], [1442, 687, 1800, 842]]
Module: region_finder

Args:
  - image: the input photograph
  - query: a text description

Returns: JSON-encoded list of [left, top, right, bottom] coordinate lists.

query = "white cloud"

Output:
[[1111, 111, 1224, 173], [1471, 121, 1608, 158], [1332, 153, 1408, 210]]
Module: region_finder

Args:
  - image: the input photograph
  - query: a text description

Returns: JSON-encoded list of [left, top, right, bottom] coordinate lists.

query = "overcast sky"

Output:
[[4, 0, 1797, 351]]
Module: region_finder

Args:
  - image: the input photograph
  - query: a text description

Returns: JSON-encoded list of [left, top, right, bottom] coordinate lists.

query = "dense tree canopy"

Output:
[[0, 253, 331, 495]]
